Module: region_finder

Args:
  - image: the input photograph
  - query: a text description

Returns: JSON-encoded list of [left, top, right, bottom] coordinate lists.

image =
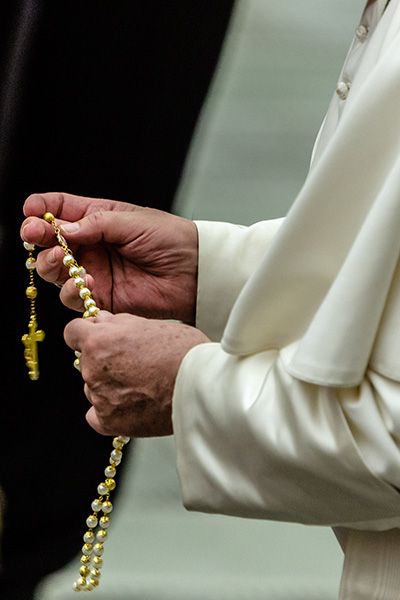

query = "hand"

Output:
[[64, 311, 210, 436], [21, 192, 198, 324]]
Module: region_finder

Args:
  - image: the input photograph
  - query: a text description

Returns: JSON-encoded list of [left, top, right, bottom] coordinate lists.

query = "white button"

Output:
[[336, 81, 351, 100], [355, 24, 369, 42]]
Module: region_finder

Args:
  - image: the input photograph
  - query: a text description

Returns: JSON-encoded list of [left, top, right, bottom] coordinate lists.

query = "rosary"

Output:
[[22, 212, 130, 592]]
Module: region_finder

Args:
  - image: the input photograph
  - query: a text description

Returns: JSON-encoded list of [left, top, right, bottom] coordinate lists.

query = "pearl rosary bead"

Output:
[[102, 500, 113, 514], [104, 465, 116, 478], [84, 531, 95, 544], [91, 499, 103, 513], [86, 515, 98, 529], [41, 213, 131, 592]]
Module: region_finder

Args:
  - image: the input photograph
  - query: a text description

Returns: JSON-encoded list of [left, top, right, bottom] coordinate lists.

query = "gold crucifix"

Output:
[[22, 250, 45, 381], [22, 318, 45, 381]]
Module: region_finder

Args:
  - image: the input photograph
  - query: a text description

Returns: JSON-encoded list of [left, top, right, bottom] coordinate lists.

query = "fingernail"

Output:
[[50, 247, 58, 263], [61, 222, 80, 234], [22, 224, 30, 240]]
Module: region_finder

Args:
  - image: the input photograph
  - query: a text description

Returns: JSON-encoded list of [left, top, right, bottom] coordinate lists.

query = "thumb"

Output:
[[60, 211, 134, 246]]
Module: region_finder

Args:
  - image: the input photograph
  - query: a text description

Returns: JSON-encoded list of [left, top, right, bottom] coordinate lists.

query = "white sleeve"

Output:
[[172, 343, 400, 530], [195, 218, 284, 341]]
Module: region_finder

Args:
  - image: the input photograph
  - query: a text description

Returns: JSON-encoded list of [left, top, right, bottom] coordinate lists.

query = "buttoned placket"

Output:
[[335, 0, 392, 104], [335, 4, 376, 103], [309, 0, 391, 168]]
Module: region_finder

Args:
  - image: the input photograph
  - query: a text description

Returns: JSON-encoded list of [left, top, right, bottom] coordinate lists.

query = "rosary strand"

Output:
[[23, 213, 130, 592], [22, 242, 45, 380]]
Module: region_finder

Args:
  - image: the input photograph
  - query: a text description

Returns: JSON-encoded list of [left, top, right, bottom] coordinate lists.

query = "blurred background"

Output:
[[1, 0, 367, 598]]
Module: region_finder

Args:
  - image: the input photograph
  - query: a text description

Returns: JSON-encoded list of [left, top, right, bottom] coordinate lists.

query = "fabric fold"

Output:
[[221, 2, 400, 386]]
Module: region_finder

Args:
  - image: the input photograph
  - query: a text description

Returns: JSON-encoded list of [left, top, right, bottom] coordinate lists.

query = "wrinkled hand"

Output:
[[21, 192, 198, 324], [65, 311, 210, 436]]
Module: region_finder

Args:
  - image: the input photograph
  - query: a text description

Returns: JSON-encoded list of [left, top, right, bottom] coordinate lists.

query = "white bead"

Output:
[[79, 287, 91, 299], [92, 556, 103, 569], [86, 515, 98, 529], [74, 277, 85, 288], [23, 241, 35, 251], [96, 529, 108, 542], [79, 267, 87, 275], [91, 569, 101, 580], [63, 255, 74, 267], [77, 577, 88, 589], [91, 499, 103, 512], [99, 516, 110, 529], [82, 543, 93, 556], [102, 501, 113, 514], [68, 266, 80, 278], [84, 531, 95, 544], [104, 465, 116, 478], [118, 436, 131, 444], [110, 449, 122, 463], [75, 350, 82, 358], [97, 483, 109, 496], [25, 258, 36, 269], [112, 438, 124, 450], [84, 298, 96, 310], [88, 305, 99, 316], [93, 543, 104, 556]]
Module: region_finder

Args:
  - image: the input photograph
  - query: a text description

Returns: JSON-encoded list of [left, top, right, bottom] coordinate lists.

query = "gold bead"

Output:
[[80, 565, 90, 577], [84, 530, 95, 544], [25, 257, 36, 269], [89, 579, 100, 587], [93, 530, 104, 560], [105, 465, 116, 478], [97, 529, 108, 542], [105, 478, 116, 491], [102, 500, 113, 513], [91, 568, 101, 580], [113, 437, 124, 450], [63, 255, 75, 267], [99, 516, 110, 529], [25, 285, 38, 299], [43, 212, 55, 223], [82, 543, 93, 555], [77, 577, 87, 588], [93, 556, 103, 568], [80, 555, 91, 565]]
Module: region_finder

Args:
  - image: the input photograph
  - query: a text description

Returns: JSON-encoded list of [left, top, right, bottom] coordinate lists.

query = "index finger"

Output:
[[23, 192, 126, 221]]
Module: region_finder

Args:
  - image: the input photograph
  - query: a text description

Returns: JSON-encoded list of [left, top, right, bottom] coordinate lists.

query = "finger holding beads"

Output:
[[59, 274, 97, 313]]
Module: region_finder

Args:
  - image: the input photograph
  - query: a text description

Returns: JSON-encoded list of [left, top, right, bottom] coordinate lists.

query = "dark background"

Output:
[[0, 1, 234, 598]]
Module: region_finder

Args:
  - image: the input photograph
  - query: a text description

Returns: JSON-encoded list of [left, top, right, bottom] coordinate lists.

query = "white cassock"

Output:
[[172, 0, 400, 597]]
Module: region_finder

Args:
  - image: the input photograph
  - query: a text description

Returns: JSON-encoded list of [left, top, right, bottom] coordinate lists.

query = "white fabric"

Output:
[[172, 0, 400, 588], [174, 343, 400, 529], [338, 528, 400, 599], [172, 1, 400, 595], [221, 0, 400, 387], [195, 219, 284, 342]]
